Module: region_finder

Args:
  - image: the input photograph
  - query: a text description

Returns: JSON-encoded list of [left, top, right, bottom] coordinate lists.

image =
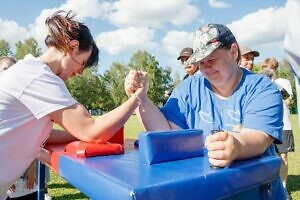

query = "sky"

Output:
[[0, 0, 290, 78]]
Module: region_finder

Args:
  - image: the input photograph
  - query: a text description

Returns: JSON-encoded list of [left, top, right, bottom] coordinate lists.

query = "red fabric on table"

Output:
[[64, 141, 124, 158], [108, 127, 124, 145]]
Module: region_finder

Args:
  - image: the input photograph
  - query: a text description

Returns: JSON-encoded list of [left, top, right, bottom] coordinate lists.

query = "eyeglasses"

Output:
[[69, 54, 85, 67]]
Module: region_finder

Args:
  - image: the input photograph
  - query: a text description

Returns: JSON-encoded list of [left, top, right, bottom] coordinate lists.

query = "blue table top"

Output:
[[56, 149, 280, 200]]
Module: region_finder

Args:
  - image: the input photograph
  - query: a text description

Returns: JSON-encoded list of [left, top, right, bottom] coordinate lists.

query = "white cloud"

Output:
[[108, 0, 200, 28], [161, 31, 194, 76], [0, 18, 28, 48], [60, 0, 110, 20], [208, 0, 231, 9], [26, 0, 111, 51], [95, 27, 157, 55], [228, 6, 286, 47], [161, 31, 194, 56], [28, 9, 56, 51], [1, 0, 199, 58]]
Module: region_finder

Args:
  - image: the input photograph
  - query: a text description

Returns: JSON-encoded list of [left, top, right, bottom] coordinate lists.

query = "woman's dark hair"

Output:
[[44, 10, 99, 68]]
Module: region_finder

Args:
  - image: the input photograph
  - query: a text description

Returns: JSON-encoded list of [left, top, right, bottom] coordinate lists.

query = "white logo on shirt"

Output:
[[227, 110, 240, 121], [199, 111, 214, 124]]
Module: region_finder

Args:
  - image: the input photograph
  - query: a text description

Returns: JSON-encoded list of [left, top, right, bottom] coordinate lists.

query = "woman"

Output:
[[0, 10, 140, 200], [125, 23, 285, 199]]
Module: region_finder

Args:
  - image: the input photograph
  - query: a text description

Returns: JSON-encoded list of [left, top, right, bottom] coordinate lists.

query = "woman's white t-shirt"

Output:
[[0, 54, 76, 199], [275, 78, 293, 130]]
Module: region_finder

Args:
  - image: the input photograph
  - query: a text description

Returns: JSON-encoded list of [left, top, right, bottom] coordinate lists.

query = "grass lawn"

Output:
[[288, 115, 300, 200], [48, 115, 300, 200]]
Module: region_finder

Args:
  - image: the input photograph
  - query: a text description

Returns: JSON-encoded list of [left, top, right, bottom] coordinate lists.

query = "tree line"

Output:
[[0, 37, 297, 114]]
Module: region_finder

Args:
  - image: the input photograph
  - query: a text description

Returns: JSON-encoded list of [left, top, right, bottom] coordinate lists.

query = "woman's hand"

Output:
[[23, 161, 37, 190], [124, 69, 149, 100]]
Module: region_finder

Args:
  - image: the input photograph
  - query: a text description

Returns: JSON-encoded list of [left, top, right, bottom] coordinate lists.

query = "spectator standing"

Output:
[[239, 46, 260, 71], [261, 57, 295, 199], [162, 47, 200, 105], [177, 47, 200, 80]]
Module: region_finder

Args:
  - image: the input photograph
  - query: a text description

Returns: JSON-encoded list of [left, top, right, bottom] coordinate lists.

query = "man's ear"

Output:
[[69, 40, 79, 50], [230, 43, 239, 60]]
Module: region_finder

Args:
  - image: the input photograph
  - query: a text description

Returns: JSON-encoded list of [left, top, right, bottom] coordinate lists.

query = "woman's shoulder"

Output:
[[12, 55, 57, 79]]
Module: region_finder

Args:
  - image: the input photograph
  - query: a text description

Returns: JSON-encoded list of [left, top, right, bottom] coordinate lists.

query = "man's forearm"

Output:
[[135, 97, 172, 131], [232, 129, 274, 160]]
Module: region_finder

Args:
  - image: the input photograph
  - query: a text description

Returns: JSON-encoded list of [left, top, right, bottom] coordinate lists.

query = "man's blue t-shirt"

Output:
[[161, 68, 283, 144], [161, 68, 285, 199]]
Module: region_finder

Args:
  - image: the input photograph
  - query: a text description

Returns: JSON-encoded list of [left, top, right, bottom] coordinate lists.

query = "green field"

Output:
[[48, 115, 300, 200]]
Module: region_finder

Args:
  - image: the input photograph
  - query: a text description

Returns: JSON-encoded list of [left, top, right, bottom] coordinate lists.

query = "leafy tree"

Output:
[[66, 68, 110, 111], [251, 64, 261, 73], [15, 37, 41, 60], [102, 62, 129, 109], [172, 72, 181, 88], [0, 39, 12, 57], [128, 50, 173, 106], [97, 74, 116, 112]]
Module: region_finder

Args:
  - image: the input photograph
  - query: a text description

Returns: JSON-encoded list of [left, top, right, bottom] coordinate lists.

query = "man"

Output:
[[162, 47, 199, 105], [125, 23, 285, 199], [239, 46, 260, 71], [177, 47, 199, 79]]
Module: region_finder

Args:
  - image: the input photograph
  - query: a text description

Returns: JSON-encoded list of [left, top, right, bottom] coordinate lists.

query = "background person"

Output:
[[239, 45, 260, 71], [162, 47, 199, 105], [177, 47, 200, 80], [0, 56, 16, 75], [7, 161, 38, 200], [261, 57, 295, 199], [125, 23, 285, 199], [0, 10, 141, 200]]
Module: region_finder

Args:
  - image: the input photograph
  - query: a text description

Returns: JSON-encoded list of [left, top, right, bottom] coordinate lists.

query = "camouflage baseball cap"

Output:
[[187, 23, 236, 64]]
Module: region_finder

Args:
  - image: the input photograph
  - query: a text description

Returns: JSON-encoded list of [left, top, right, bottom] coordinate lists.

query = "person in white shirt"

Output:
[[0, 10, 141, 200], [1, 57, 41, 200], [261, 57, 295, 198]]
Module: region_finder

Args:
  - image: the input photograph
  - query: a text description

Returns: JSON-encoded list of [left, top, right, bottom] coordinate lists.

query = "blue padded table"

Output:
[[41, 141, 280, 200]]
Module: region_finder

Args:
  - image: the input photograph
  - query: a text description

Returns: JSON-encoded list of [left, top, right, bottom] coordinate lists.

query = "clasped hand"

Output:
[[124, 69, 148, 98]]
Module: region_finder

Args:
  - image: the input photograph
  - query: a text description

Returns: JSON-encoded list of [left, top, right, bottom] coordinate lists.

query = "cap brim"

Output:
[[186, 45, 220, 65], [177, 53, 193, 60], [242, 50, 260, 57], [252, 51, 260, 57]]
